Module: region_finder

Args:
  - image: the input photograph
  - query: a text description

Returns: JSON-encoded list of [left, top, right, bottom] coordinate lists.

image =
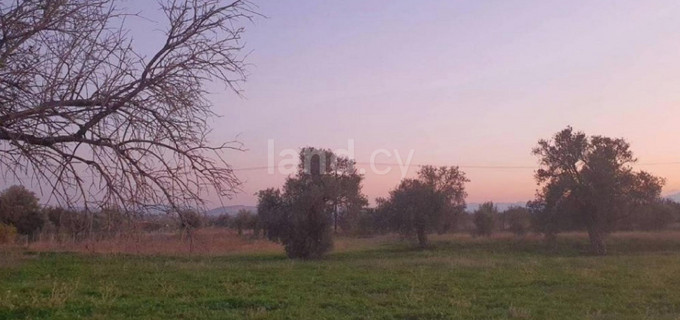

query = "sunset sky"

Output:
[[128, 1, 680, 206]]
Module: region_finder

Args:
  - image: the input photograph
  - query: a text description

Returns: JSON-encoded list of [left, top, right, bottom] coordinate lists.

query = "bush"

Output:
[[0, 185, 45, 237], [258, 178, 334, 259], [0, 223, 17, 244]]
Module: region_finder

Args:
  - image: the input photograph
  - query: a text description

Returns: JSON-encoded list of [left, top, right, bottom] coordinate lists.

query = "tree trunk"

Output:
[[416, 227, 428, 249], [333, 202, 338, 234], [587, 226, 607, 256]]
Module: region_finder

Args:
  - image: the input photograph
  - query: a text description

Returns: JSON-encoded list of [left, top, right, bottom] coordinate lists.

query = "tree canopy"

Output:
[[531, 127, 665, 255], [0, 185, 44, 236], [378, 165, 469, 248], [258, 147, 367, 259]]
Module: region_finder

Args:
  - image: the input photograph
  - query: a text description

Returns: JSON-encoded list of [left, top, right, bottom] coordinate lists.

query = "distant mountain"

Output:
[[466, 201, 527, 212], [206, 205, 257, 217], [666, 192, 680, 203]]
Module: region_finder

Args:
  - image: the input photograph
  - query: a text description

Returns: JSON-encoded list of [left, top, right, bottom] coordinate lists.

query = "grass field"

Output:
[[3, 232, 680, 319]]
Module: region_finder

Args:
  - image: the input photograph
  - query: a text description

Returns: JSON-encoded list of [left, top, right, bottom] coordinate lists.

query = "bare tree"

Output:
[[0, 1, 256, 212]]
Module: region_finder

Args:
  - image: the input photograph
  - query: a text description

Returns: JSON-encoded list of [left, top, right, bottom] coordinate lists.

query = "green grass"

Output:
[[3, 234, 680, 319]]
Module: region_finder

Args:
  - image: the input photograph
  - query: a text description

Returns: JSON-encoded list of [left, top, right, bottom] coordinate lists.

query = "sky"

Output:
[[74, 1, 680, 206]]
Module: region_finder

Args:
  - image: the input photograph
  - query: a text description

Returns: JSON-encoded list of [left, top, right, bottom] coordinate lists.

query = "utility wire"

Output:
[[231, 161, 680, 172]]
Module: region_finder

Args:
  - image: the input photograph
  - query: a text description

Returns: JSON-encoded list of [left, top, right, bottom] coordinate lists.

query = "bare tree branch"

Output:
[[0, 0, 256, 213]]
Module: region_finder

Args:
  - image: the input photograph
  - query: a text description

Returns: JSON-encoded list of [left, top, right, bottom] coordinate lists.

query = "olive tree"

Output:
[[256, 188, 285, 240], [532, 127, 664, 255], [379, 166, 469, 248], [257, 148, 367, 259]]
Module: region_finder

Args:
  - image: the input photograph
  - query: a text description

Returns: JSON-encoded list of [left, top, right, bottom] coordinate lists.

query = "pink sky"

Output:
[[8, 1, 679, 207], [192, 0, 680, 206], [195, 0, 680, 206]]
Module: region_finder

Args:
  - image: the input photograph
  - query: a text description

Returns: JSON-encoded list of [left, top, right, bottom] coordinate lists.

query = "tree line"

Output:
[[254, 127, 677, 258], [1, 127, 678, 257]]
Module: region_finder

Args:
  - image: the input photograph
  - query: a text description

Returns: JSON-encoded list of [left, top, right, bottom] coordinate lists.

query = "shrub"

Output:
[[258, 177, 334, 259], [0, 185, 45, 237]]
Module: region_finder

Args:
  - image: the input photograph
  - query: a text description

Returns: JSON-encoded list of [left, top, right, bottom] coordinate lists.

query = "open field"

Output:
[[3, 232, 680, 319]]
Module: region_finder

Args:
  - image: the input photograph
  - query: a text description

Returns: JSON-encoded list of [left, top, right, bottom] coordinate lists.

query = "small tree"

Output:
[[45, 206, 89, 241], [212, 214, 232, 228], [0, 185, 44, 237], [232, 209, 256, 236], [473, 202, 497, 237], [257, 188, 285, 240], [379, 166, 469, 248], [178, 210, 203, 250], [179, 210, 203, 231], [379, 179, 432, 246]]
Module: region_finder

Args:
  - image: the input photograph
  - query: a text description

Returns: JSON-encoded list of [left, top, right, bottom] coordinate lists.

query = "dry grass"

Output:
[[22, 228, 282, 256], [8, 229, 680, 258]]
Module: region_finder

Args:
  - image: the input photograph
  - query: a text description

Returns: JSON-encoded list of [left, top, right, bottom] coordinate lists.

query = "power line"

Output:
[[231, 161, 680, 172]]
